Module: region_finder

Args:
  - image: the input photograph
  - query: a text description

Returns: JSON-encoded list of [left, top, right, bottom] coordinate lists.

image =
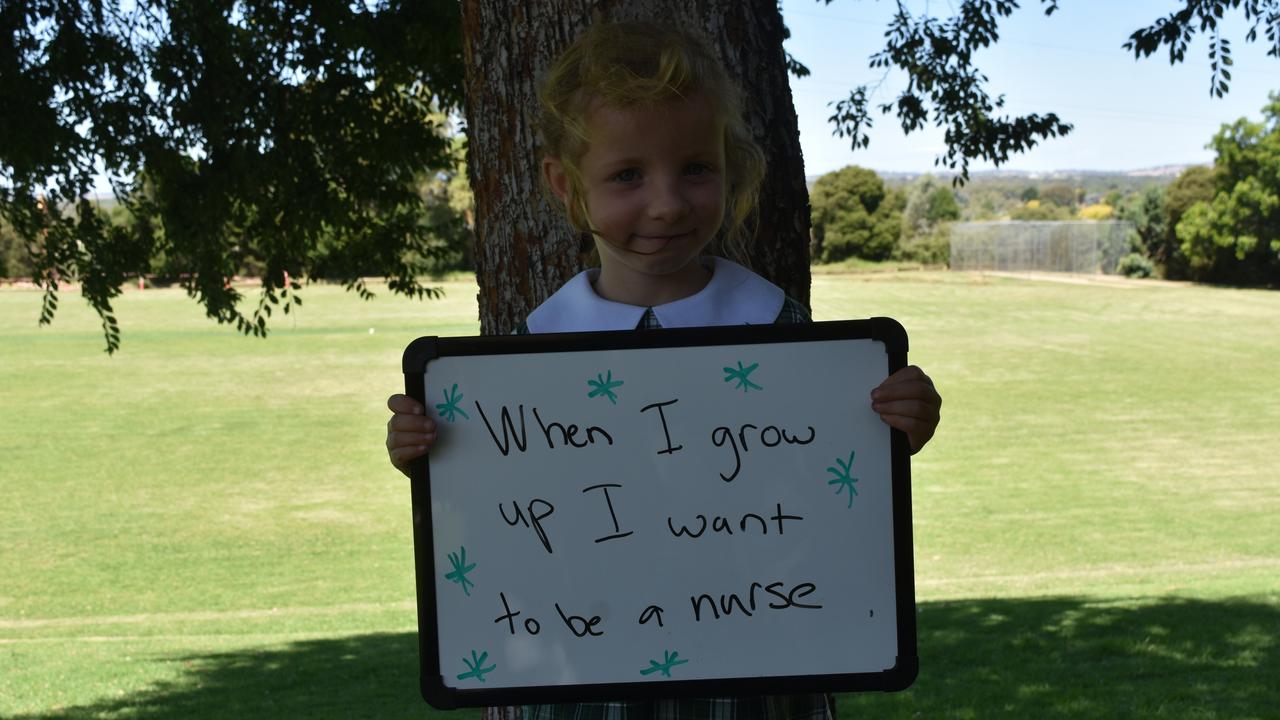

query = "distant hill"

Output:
[[809, 164, 1205, 186], [1122, 164, 1202, 178]]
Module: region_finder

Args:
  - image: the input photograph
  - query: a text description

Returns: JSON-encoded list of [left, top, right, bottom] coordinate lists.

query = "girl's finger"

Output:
[[388, 414, 436, 433], [387, 394, 425, 415], [877, 412, 923, 432], [877, 413, 935, 452], [390, 442, 430, 464], [871, 382, 940, 405], [389, 448, 424, 477], [871, 399, 934, 419], [870, 386, 942, 415], [387, 430, 435, 450]]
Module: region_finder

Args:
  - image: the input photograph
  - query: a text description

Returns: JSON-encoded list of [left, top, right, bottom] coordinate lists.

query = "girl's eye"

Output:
[[685, 162, 714, 176], [612, 168, 640, 183]]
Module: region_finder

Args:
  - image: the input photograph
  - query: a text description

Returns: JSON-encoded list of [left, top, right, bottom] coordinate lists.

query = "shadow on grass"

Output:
[[17, 597, 1278, 719], [842, 596, 1278, 719], [25, 632, 473, 720]]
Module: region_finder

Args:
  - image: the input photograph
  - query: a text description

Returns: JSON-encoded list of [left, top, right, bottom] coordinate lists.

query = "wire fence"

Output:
[[949, 221, 1133, 274]]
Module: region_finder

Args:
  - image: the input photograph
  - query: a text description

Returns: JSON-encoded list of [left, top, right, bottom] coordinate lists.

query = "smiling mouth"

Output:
[[629, 230, 695, 254]]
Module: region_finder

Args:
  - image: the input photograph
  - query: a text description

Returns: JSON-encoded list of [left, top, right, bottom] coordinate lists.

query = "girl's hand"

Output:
[[386, 394, 438, 477], [871, 365, 941, 454]]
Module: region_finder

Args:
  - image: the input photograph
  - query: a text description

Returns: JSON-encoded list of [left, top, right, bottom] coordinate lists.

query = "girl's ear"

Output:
[[542, 157, 571, 203]]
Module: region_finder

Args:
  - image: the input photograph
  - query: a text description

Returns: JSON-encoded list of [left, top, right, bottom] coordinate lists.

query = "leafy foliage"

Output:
[[1118, 185, 1167, 260], [1112, 98, 1280, 285], [887, 171, 1171, 224], [0, 0, 465, 352], [1175, 94, 1280, 285], [1124, 0, 1280, 98], [901, 176, 954, 233], [1038, 183, 1082, 209], [819, 0, 1279, 183], [1078, 203, 1116, 221], [823, 0, 1071, 183], [898, 175, 959, 264], [0, 216, 35, 279], [1117, 252, 1156, 278], [810, 165, 905, 262], [9, 1, 1279, 352], [1152, 166, 1218, 278], [1009, 199, 1073, 221]]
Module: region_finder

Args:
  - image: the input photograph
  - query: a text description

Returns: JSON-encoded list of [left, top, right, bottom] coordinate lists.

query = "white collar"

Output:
[[525, 257, 785, 333]]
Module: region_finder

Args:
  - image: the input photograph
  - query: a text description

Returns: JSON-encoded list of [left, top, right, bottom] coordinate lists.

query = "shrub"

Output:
[[1078, 203, 1115, 220], [1117, 252, 1155, 278], [810, 166, 904, 262], [1009, 200, 1073, 221], [896, 223, 951, 265]]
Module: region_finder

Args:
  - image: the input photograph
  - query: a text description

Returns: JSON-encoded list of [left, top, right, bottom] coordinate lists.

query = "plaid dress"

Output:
[[511, 295, 830, 720], [523, 694, 832, 720]]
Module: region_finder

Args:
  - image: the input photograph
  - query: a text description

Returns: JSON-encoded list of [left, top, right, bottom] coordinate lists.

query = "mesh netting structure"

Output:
[[949, 221, 1132, 274]]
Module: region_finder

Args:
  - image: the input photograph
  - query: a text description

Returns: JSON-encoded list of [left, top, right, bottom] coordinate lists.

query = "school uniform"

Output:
[[516, 256, 830, 720], [520, 257, 809, 334]]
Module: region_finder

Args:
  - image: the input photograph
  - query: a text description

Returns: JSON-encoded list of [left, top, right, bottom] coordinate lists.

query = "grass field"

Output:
[[2, 271, 1277, 719]]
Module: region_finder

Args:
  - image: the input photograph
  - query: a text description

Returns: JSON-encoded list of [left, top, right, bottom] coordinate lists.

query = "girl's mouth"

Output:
[[629, 230, 694, 255]]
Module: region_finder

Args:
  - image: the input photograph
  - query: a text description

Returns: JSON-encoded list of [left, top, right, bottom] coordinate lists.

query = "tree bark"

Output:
[[462, 0, 811, 336]]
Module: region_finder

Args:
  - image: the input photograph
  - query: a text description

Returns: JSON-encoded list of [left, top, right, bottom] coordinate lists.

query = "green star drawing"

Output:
[[587, 370, 624, 404], [457, 650, 496, 683], [436, 383, 470, 423], [444, 546, 476, 596], [827, 451, 859, 509], [723, 361, 762, 392], [640, 649, 689, 677]]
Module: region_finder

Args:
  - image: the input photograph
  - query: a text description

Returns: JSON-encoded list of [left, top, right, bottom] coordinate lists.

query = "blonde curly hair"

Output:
[[537, 21, 765, 264]]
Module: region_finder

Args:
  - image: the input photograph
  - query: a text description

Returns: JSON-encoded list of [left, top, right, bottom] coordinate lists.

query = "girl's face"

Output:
[[545, 95, 727, 303]]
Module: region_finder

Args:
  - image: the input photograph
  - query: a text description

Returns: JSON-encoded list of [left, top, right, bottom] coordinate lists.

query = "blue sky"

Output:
[[780, 0, 1280, 176]]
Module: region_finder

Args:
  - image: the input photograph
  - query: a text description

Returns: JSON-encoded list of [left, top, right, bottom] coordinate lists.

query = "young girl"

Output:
[[386, 20, 941, 720]]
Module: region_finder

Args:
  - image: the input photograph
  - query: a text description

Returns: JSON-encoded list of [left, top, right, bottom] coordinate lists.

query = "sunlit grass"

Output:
[[2, 273, 1277, 718]]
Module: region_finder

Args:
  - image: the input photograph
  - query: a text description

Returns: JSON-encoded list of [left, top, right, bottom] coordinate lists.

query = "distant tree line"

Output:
[[810, 93, 1280, 287], [1123, 94, 1280, 286], [808, 166, 1154, 268]]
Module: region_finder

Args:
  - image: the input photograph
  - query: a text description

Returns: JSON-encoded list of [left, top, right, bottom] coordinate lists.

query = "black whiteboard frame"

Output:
[[402, 318, 917, 709]]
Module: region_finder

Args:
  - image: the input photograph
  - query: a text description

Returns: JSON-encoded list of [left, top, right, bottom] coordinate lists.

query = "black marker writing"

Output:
[[668, 515, 707, 538], [475, 402, 528, 456], [556, 603, 605, 637], [494, 592, 541, 635], [640, 399, 683, 455], [499, 498, 556, 553], [533, 407, 614, 449], [667, 503, 804, 539], [638, 604, 666, 627], [582, 483, 634, 543], [711, 422, 817, 482], [690, 580, 823, 622]]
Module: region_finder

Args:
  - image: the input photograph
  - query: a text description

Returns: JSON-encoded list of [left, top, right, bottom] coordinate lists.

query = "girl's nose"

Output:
[[646, 179, 690, 222]]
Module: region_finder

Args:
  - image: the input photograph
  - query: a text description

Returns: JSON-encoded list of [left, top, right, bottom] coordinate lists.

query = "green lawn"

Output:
[[2, 272, 1277, 719]]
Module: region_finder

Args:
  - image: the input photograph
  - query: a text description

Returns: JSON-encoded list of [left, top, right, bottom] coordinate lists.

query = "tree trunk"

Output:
[[462, 0, 811, 336]]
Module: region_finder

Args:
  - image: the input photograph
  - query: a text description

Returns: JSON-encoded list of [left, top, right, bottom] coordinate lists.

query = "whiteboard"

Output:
[[402, 319, 916, 708]]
